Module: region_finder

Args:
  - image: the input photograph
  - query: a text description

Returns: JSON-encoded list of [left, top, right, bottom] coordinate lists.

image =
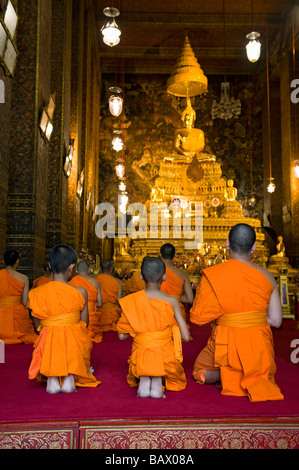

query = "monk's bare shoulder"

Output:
[[9, 270, 28, 286], [88, 276, 101, 290], [153, 290, 180, 309], [70, 284, 88, 299], [248, 261, 276, 288], [167, 266, 189, 282]]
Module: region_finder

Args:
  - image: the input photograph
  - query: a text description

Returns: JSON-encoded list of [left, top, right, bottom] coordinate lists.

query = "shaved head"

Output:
[[160, 243, 175, 260], [77, 260, 89, 274], [3, 249, 19, 267], [100, 259, 113, 273], [49, 245, 77, 274], [141, 256, 165, 283], [228, 223, 256, 255]]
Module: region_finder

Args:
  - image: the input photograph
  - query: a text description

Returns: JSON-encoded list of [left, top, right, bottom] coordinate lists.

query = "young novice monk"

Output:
[[117, 256, 191, 399], [28, 244, 101, 394]]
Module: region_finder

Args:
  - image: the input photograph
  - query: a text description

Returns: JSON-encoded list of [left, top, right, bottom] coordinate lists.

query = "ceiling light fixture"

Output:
[[246, 32, 261, 63], [112, 130, 123, 151], [101, 7, 121, 47], [108, 86, 123, 117], [211, 0, 241, 120], [246, 1, 261, 62]]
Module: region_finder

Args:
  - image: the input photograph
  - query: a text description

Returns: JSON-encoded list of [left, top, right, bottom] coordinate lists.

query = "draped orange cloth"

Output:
[[190, 260, 283, 402], [28, 281, 100, 387], [118, 290, 187, 391], [94, 273, 121, 332], [32, 275, 51, 289], [69, 275, 103, 343], [125, 271, 145, 294], [160, 267, 186, 319], [0, 269, 37, 344]]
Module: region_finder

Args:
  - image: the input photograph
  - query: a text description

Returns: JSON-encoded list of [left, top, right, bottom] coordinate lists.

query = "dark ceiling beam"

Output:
[[98, 46, 243, 60], [96, 12, 283, 28]]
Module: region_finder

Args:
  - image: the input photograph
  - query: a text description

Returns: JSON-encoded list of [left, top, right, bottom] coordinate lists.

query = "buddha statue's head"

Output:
[[181, 101, 196, 129]]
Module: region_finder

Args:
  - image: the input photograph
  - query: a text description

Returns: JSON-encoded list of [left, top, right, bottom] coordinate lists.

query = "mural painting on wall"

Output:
[[99, 75, 263, 220]]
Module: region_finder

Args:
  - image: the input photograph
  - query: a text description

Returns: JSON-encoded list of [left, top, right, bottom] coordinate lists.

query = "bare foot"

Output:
[[61, 374, 77, 393], [150, 377, 165, 399], [137, 376, 151, 397], [46, 376, 61, 394]]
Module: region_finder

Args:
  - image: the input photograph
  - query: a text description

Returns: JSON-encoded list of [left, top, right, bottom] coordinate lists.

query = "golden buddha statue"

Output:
[[275, 236, 286, 258], [173, 101, 204, 157], [223, 179, 244, 219], [224, 179, 238, 201]]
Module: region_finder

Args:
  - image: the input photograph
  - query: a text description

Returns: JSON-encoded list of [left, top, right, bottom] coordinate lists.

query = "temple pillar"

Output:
[[46, 0, 72, 251], [6, 0, 52, 281], [67, 0, 84, 252]]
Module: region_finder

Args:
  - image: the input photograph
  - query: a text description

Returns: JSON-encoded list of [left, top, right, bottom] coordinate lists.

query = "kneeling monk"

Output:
[[118, 256, 190, 398], [28, 244, 101, 394], [190, 223, 284, 402], [0, 249, 37, 344], [69, 260, 103, 343], [94, 259, 122, 332]]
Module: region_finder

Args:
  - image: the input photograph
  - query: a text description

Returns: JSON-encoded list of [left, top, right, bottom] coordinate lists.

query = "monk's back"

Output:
[[95, 273, 119, 303], [69, 275, 98, 302], [119, 291, 175, 333], [161, 267, 184, 297], [29, 281, 84, 318], [0, 269, 24, 297], [204, 259, 273, 313]]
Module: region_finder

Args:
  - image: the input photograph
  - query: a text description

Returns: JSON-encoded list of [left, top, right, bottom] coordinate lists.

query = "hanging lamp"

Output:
[[101, 7, 121, 47], [108, 86, 123, 117], [212, 0, 241, 120], [246, 1, 261, 62], [246, 32, 261, 63]]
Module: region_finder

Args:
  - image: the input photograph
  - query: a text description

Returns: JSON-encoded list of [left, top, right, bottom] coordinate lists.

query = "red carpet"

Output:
[[1, 321, 299, 448]]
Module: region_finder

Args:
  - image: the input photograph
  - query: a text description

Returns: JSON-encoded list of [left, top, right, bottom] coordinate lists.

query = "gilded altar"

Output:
[[113, 154, 268, 284]]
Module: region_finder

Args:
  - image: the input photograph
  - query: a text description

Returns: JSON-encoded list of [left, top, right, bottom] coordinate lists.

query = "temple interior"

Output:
[[1, 0, 299, 318]]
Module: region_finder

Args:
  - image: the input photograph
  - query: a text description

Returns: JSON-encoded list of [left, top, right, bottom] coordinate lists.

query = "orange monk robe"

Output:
[[94, 273, 121, 332], [160, 267, 187, 319], [190, 259, 284, 402], [28, 281, 100, 387], [32, 275, 51, 289], [0, 269, 37, 345], [118, 290, 187, 391], [69, 275, 103, 343], [125, 271, 145, 294]]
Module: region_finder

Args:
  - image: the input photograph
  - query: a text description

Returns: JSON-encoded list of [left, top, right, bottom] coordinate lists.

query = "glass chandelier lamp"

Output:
[[108, 86, 123, 117], [246, 32, 261, 63], [246, 1, 261, 63], [211, 81, 241, 120], [115, 163, 125, 178], [112, 130, 123, 151], [267, 178, 276, 193], [211, 0, 241, 121], [101, 7, 121, 47]]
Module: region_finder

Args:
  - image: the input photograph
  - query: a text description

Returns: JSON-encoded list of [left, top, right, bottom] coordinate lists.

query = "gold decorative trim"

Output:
[[80, 423, 299, 450], [0, 427, 77, 449]]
